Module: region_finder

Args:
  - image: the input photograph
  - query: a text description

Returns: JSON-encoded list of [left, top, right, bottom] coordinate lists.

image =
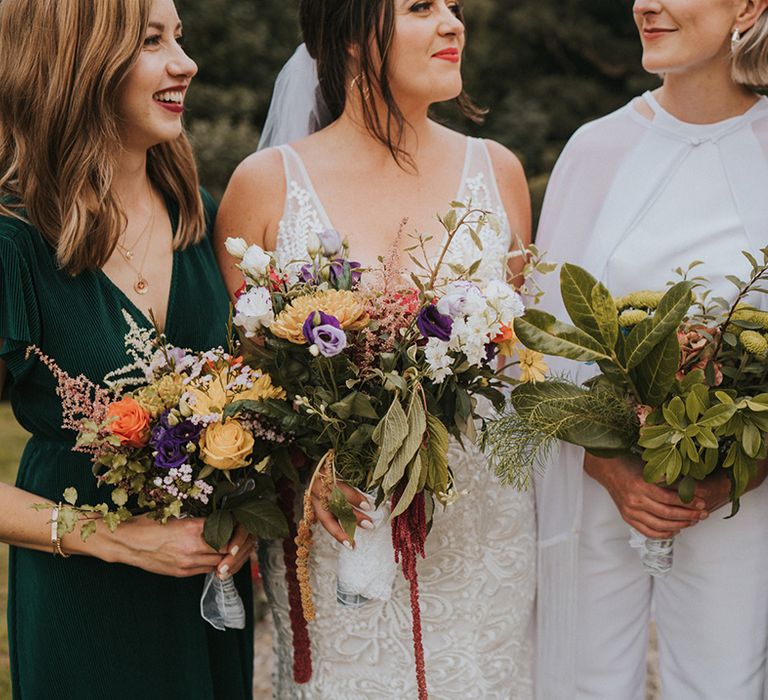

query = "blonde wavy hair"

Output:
[[0, 0, 205, 275], [733, 8, 768, 88]]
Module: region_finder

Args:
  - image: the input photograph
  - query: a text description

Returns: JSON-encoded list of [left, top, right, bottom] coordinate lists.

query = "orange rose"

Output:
[[106, 397, 151, 448]]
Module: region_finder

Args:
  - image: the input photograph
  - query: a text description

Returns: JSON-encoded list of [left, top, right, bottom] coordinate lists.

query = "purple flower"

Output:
[[417, 305, 453, 342], [300, 263, 318, 285], [485, 342, 498, 365], [151, 414, 203, 470], [329, 259, 362, 289], [302, 311, 347, 357]]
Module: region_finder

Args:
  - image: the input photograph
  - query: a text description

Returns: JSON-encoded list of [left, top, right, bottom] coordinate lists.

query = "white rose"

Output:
[[437, 281, 485, 319], [240, 245, 272, 280], [224, 237, 249, 260], [233, 287, 275, 336]]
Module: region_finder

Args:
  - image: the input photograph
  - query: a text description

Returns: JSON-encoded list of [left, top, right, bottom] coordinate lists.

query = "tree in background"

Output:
[[181, 0, 657, 215]]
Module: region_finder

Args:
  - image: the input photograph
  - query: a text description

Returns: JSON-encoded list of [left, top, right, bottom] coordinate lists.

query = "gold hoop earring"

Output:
[[349, 73, 371, 100]]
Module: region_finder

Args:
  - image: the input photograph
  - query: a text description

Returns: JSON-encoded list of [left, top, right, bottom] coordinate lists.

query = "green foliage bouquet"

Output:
[[486, 251, 768, 573]]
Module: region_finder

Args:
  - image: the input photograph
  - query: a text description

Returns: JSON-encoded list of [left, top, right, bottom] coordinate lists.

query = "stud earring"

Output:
[[731, 28, 742, 52]]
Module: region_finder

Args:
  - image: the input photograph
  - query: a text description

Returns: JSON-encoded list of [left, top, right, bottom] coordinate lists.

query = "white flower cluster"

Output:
[[152, 465, 214, 505], [234, 287, 274, 337], [424, 279, 525, 384]]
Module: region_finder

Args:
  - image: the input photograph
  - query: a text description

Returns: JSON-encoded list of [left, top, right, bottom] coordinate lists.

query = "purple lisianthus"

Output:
[[165, 420, 203, 446], [416, 305, 453, 342], [154, 439, 190, 470], [149, 410, 173, 448], [485, 342, 498, 365], [317, 228, 343, 257], [151, 414, 203, 470], [300, 263, 319, 285], [302, 311, 347, 357], [329, 259, 362, 289]]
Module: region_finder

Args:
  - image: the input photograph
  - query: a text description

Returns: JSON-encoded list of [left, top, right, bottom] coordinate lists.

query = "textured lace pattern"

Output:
[[263, 139, 535, 699]]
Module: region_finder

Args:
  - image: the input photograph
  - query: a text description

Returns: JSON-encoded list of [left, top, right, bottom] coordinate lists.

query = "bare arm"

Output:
[[485, 139, 532, 283], [213, 147, 286, 297]]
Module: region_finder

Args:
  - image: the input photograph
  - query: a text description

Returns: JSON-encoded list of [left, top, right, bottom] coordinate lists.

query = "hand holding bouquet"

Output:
[[31, 312, 294, 628], [486, 251, 768, 574]]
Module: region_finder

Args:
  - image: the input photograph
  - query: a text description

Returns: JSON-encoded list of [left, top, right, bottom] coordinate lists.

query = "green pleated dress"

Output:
[[1, 192, 254, 700]]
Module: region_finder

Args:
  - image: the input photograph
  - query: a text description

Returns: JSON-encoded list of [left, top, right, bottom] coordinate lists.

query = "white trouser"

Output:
[[575, 473, 768, 700]]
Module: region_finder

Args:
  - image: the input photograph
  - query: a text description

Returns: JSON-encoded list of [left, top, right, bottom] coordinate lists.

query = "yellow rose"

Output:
[[199, 419, 255, 470]]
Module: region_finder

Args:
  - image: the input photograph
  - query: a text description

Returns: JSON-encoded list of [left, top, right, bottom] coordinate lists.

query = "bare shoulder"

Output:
[[483, 139, 531, 243], [214, 147, 286, 294]]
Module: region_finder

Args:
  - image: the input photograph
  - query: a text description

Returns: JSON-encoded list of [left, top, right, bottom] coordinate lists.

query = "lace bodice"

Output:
[[274, 138, 512, 286], [261, 138, 535, 699]]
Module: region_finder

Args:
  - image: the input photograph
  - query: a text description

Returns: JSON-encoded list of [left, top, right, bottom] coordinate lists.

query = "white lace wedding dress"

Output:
[[259, 137, 536, 699]]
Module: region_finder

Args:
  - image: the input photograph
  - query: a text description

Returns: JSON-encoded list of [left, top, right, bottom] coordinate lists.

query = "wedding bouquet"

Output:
[[227, 204, 545, 696], [30, 312, 294, 629], [485, 251, 768, 575]]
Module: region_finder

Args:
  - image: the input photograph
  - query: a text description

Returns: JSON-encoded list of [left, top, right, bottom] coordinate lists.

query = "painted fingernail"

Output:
[[342, 540, 353, 550], [700, 512, 709, 520], [358, 500, 373, 512], [360, 520, 375, 530], [218, 564, 230, 576], [230, 545, 240, 557]]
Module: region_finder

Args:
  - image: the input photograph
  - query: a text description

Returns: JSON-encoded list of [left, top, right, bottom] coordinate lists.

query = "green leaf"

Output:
[[630, 332, 680, 407], [330, 391, 379, 420], [79, 520, 98, 542], [742, 421, 762, 458], [624, 281, 693, 370], [559, 264, 605, 343], [233, 500, 289, 540], [111, 488, 128, 507], [698, 403, 738, 428], [662, 397, 686, 431], [424, 413, 450, 493], [678, 475, 697, 503], [328, 486, 358, 543], [513, 309, 611, 362], [382, 390, 427, 493], [63, 487, 78, 506], [643, 445, 677, 484], [390, 454, 424, 518], [203, 509, 235, 551], [591, 282, 619, 350], [371, 397, 409, 482]]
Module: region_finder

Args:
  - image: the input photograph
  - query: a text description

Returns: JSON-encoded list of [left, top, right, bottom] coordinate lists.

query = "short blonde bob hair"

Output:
[[0, 0, 205, 275], [733, 9, 768, 88]]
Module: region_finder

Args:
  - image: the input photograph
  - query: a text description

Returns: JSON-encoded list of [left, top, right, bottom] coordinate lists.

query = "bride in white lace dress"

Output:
[[215, 2, 535, 697]]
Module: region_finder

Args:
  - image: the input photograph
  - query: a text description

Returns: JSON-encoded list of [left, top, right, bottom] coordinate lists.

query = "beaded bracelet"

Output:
[[50, 503, 71, 558]]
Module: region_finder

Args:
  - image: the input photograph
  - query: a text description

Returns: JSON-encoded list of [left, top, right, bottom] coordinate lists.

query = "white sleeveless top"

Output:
[[260, 137, 536, 700], [274, 137, 512, 285]]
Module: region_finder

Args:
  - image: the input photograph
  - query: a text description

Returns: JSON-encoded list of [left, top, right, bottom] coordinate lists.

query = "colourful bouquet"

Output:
[[31, 311, 294, 629], [485, 251, 768, 574], [227, 204, 545, 696]]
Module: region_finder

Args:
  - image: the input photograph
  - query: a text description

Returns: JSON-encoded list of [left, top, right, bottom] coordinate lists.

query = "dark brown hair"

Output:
[[0, 0, 205, 275], [299, 0, 486, 168]]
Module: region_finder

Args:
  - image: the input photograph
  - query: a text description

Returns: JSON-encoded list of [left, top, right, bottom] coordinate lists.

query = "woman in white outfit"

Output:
[[214, 1, 536, 698], [535, 1, 768, 698]]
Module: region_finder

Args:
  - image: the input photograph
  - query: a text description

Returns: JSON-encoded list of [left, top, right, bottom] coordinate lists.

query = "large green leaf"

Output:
[[328, 486, 357, 543], [559, 264, 603, 341], [514, 309, 611, 362], [630, 332, 680, 406], [591, 282, 619, 350], [371, 397, 409, 481], [233, 499, 289, 539], [383, 390, 427, 492], [624, 281, 693, 370], [203, 509, 235, 551], [390, 454, 424, 519], [330, 391, 379, 420], [424, 413, 450, 493]]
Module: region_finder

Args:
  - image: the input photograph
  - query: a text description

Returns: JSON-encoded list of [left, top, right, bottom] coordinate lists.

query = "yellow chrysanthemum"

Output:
[[618, 309, 649, 328], [186, 367, 286, 415], [271, 290, 370, 344], [740, 330, 768, 359], [615, 290, 665, 311], [518, 347, 548, 384], [135, 374, 185, 418]]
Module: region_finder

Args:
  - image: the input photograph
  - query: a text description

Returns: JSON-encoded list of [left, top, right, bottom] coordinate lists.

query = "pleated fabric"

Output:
[[1, 191, 254, 700]]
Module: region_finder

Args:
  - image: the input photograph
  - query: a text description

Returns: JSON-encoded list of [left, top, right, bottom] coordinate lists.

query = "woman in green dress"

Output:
[[0, 0, 255, 697]]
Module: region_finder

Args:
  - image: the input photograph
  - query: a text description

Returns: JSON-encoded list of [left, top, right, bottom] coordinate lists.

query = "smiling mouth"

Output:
[[432, 48, 460, 63], [643, 27, 676, 39]]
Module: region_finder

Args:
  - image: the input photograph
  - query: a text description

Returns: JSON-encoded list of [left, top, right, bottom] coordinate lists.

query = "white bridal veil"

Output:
[[257, 44, 331, 150]]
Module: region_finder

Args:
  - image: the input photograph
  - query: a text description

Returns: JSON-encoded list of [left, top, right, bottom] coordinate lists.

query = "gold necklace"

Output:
[[120, 196, 155, 295], [116, 181, 154, 262]]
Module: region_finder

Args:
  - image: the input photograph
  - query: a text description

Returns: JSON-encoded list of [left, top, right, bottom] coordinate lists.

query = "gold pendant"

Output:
[[134, 277, 149, 295]]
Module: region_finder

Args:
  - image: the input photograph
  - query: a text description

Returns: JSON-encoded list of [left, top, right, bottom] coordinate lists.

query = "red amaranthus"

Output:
[[391, 487, 428, 700]]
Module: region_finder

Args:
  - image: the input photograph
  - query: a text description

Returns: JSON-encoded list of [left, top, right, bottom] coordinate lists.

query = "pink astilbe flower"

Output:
[[355, 289, 420, 372], [26, 347, 116, 450]]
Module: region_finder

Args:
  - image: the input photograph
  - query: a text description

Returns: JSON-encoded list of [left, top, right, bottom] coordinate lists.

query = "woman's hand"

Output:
[[310, 479, 374, 547], [214, 524, 255, 580], [105, 515, 224, 578], [584, 453, 707, 539]]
